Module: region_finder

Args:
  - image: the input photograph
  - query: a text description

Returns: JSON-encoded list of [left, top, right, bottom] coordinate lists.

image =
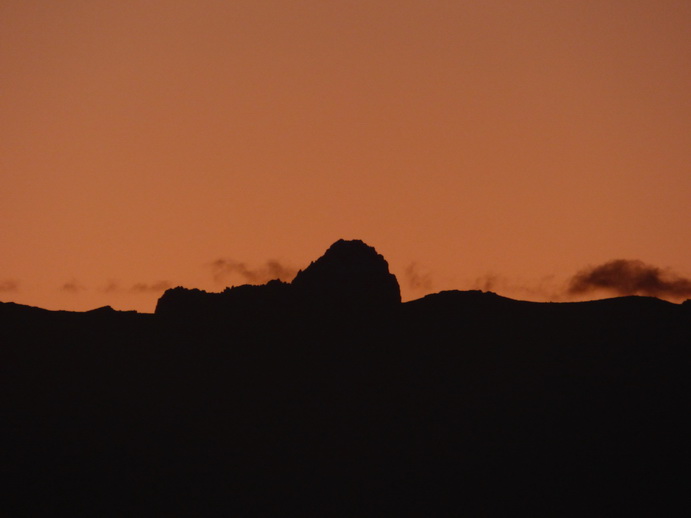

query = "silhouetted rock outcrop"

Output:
[[155, 280, 293, 320], [155, 239, 400, 318], [291, 239, 400, 311]]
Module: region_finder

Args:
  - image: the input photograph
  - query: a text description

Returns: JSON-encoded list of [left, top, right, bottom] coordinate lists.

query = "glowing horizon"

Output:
[[2, 1, 689, 312]]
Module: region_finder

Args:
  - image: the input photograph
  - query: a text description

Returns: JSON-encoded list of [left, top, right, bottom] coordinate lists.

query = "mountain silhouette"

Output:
[[156, 239, 400, 318], [291, 239, 401, 309], [3, 240, 689, 516]]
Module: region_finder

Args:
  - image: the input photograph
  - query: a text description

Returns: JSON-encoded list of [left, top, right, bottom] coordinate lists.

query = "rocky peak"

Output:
[[291, 239, 401, 310], [156, 239, 401, 318]]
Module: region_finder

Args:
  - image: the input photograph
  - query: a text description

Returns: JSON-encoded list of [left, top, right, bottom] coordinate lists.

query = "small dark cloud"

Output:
[[472, 273, 561, 301], [474, 273, 500, 293], [568, 259, 691, 299], [60, 280, 86, 293], [100, 281, 121, 293], [211, 259, 297, 285], [99, 280, 172, 293], [130, 281, 172, 293], [404, 263, 433, 293], [0, 280, 19, 292]]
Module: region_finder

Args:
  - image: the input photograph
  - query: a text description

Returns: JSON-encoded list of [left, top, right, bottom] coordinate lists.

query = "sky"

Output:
[[1, 0, 690, 312]]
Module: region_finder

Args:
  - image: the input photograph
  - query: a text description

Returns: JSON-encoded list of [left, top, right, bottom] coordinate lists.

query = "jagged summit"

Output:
[[292, 239, 401, 309], [156, 239, 401, 317]]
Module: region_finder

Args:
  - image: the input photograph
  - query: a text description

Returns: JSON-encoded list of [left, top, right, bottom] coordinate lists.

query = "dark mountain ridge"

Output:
[[155, 239, 401, 319], [3, 240, 689, 516]]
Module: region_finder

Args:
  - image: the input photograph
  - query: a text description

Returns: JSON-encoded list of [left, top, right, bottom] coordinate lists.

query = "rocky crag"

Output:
[[155, 239, 401, 318]]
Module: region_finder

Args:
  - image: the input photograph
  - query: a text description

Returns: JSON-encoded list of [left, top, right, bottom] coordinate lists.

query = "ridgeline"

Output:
[[3, 240, 689, 516]]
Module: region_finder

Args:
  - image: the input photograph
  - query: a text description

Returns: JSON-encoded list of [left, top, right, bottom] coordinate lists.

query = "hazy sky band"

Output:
[[1, 1, 689, 311]]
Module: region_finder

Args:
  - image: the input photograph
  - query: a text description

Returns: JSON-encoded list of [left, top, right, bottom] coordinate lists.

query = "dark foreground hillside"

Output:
[[3, 241, 690, 516]]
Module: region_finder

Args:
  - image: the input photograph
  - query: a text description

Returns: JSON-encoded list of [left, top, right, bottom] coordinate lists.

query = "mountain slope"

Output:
[[3, 241, 689, 516]]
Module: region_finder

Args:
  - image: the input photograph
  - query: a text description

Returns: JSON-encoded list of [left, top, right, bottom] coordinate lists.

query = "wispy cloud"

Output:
[[404, 262, 433, 293], [211, 259, 297, 285], [473, 273, 501, 293], [0, 280, 19, 292], [471, 273, 561, 301], [568, 259, 691, 299], [130, 281, 172, 293], [60, 280, 86, 293], [99, 280, 172, 293], [100, 281, 120, 293]]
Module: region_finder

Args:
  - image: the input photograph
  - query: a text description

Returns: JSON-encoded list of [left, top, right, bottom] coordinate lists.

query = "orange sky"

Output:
[[2, 0, 690, 312]]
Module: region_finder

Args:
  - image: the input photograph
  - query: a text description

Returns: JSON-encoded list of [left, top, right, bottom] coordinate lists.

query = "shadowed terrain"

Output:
[[3, 240, 689, 516]]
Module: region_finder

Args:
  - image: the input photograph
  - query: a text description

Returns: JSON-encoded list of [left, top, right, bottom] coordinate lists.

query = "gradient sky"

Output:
[[2, 0, 690, 312]]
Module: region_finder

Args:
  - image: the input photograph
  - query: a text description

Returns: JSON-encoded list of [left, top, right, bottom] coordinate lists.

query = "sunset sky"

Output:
[[2, 0, 690, 312]]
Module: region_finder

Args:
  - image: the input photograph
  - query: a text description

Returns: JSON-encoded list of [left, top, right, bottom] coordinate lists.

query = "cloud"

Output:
[[100, 281, 121, 293], [130, 281, 172, 293], [0, 280, 19, 292], [404, 263, 433, 292], [60, 280, 86, 293], [568, 259, 691, 299], [99, 280, 172, 293], [472, 273, 561, 301], [211, 259, 297, 285], [473, 273, 500, 293]]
